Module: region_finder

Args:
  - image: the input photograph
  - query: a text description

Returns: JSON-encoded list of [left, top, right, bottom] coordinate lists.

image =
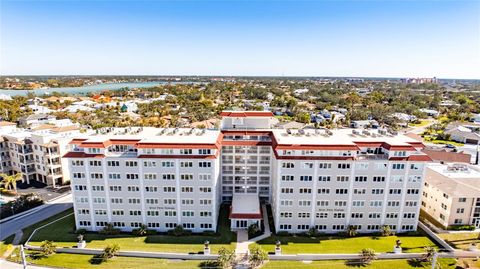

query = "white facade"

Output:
[[422, 163, 480, 228], [66, 111, 431, 234], [0, 122, 81, 186]]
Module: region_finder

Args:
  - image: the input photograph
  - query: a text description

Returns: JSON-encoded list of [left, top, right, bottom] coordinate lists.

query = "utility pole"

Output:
[[431, 251, 438, 269], [20, 244, 27, 269]]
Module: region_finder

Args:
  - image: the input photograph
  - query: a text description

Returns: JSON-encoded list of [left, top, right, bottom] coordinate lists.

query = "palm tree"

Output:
[[346, 225, 358, 237], [380, 225, 393, 237], [101, 244, 120, 261], [248, 246, 268, 268], [360, 248, 377, 265], [422, 246, 436, 263], [217, 247, 236, 268], [40, 240, 57, 256], [0, 173, 23, 193]]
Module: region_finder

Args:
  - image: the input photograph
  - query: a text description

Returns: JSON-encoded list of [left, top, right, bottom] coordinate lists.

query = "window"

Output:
[[302, 162, 314, 169], [387, 201, 400, 207], [405, 201, 417, 207], [281, 175, 294, 181], [72, 160, 84, 166], [182, 199, 194, 205], [372, 176, 385, 182], [316, 213, 328, 218], [368, 213, 381, 219], [180, 161, 193, 168], [299, 188, 312, 194], [181, 187, 193, 193], [112, 210, 124, 216], [333, 225, 345, 230], [318, 176, 331, 182], [390, 189, 402, 195], [352, 201, 365, 207], [282, 162, 295, 168], [199, 187, 212, 193], [111, 198, 123, 204], [354, 176, 367, 182], [298, 200, 311, 206], [338, 163, 351, 169], [199, 149, 212, 155], [333, 213, 345, 218], [407, 189, 419, 195], [93, 197, 105, 203], [162, 174, 175, 180], [456, 208, 465, 214], [459, 197, 467, 202], [370, 201, 382, 207], [164, 187, 176, 192], [317, 188, 330, 194], [109, 186, 122, 191], [454, 219, 463, 224], [94, 209, 106, 215], [180, 149, 193, 155], [280, 212, 293, 218], [297, 225, 310, 230], [144, 173, 157, 180], [317, 200, 329, 206], [90, 173, 103, 179], [78, 209, 89, 214], [182, 211, 195, 217], [319, 163, 332, 169], [181, 174, 194, 180], [161, 161, 175, 167], [107, 160, 120, 167], [125, 161, 138, 167], [300, 175, 313, 181], [298, 212, 310, 218], [145, 186, 158, 192], [127, 186, 139, 192], [334, 201, 347, 207], [74, 185, 87, 191], [200, 223, 213, 229], [351, 213, 363, 218], [281, 200, 293, 206], [164, 199, 176, 205], [281, 188, 294, 194], [279, 224, 292, 230], [200, 199, 212, 205], [73, 173, 85, 179], [337, 176, 349, 182], [200, 211, 212, 217], [128, 198, 141, 204], [199, 174, 211, 181], [391, 175, 403, 183], [403, 213, 415, 219], [108, 173, 121, 180], [354, 189, 366, 195], [126, 173, 139, 180], [410, 163, 423, 170], [386, 213, 398, 218], [129, 210, 142, 216], [336, 189, 348, 194], [392, 163, 405, 170], [89, 160, 102, 166], [143, 161, 156, 167]]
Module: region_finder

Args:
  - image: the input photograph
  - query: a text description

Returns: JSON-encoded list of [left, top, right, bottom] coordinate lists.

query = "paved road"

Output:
[[0, 194, 72, 241]]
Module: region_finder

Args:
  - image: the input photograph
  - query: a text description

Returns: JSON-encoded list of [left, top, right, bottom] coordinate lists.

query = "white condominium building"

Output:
[[65, 111, 431, 234], [0, 121, 81, 186], [422, 163, 480, 228]]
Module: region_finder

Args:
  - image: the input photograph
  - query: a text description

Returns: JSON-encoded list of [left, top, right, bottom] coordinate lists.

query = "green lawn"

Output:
[[24, 206, 236, 254], [251, 233, 438, 254], [13, 252, 217, 269], [263, 259, 458, 269], [439, 232, 480, 250], [0, 234, 15, 257]]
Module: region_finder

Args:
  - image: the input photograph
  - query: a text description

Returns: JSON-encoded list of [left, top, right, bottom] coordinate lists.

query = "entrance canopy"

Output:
[[229, 194, 262, 230]]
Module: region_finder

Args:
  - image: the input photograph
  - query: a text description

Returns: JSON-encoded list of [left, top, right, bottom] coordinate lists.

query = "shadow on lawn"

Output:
[[88, 254, 105, 265], [344, 260, 367, 267], [198, 261, 221, 268]]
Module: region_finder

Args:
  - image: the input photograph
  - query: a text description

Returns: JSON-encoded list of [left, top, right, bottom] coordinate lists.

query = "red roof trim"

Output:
[[63, 152, 105, 158], [275, 144, 360, 151], [220, 111, 274, 117], [221, 130, 272, 136], [221, 141, 272, 146], [69, 138, 88, 145], [229, 213, 263, 219], [136, 143, 218, 149], [407, 155, 433, 162], [137, 154, 217, 159]]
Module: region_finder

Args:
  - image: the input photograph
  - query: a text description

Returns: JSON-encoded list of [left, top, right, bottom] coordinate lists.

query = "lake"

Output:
[[0, 81, 178, 96]]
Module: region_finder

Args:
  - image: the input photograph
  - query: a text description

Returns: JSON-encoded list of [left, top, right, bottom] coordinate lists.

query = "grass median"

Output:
[[23, 205, 236, 254]]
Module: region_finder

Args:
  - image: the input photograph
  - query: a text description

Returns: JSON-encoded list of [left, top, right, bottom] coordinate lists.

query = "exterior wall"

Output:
[[273, 158, 424, 234], [422, 174, 479, 227], [70, 150, 220, 233]]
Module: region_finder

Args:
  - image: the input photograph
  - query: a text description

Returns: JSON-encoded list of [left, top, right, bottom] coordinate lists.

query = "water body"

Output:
[[0, 81, 176, 96]]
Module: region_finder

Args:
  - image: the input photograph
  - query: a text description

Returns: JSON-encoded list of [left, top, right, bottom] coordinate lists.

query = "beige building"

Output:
[[422, 163, 480, 228]]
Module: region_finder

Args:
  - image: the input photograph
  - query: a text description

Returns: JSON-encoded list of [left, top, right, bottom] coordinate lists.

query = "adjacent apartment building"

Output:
[[65, 111, 432, 234], [422, 163, 480, 229], [0, 121, 81, 186]]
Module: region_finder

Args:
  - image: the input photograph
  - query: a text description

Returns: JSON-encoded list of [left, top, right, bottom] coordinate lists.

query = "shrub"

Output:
[[75, 228, 87, 235], [306, 227, 320, 237], [360, 248, 377, 265], [99, 223, 121, 235], [276, 231, 291, 237], [380, 225, 393, 236], [168, 225, 186, 236], [101, 244, 120, 261], [40, 240, 56, 256], [132, 224, 148, 236], [202, 230, 216, 236], [248, 223, 261, 238], [249, 246, 268, 268], [448, 225, 475, 231]]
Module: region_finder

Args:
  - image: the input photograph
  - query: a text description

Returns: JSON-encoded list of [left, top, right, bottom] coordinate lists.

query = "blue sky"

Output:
[[1, 0, 479, 78]]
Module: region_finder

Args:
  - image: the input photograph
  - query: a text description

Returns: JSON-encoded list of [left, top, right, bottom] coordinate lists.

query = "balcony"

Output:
[[357, 153, 388, 160]]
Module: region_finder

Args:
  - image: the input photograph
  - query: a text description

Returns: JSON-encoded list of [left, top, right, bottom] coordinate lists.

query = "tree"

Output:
[[40, 240, 56, 256], [346, 225, 358, 237], [380, 225, 393, 237], [0, 173, 23, 193], [247, 223, 261, 238], [101, 244, 120, 261], [422, 246, 436, 263], [360, 248, 377, 265], [217, 247, 236, 268], [248, 246, 268, 268]]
